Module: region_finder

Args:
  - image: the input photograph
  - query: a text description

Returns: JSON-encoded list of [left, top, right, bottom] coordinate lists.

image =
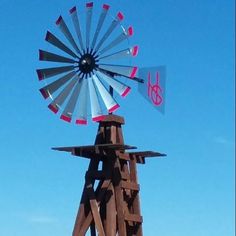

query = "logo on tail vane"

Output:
[[138, 66, 166, 114]]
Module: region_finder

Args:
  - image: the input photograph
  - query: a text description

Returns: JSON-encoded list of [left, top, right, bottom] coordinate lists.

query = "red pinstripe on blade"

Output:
[[48, 104, 59, 114], [103, 4, 110, 10], [108, 104, 120, 113], [56, 16, 62, 25], [117, 12, 124, 21], [39, 50, 44, 60], [60, 115, 72, 123], [39, 88, 49, 99], [86, 2, 93, 8], [69, 6, 76, 14], [37, 70, 43, 80], [92, 115, 105, 122], [121, 87, 131, 97], [128, 26, 133, 36], [132, 46, 138, 56], [76, 119, 87, 125], [130, 67, 138, 78]]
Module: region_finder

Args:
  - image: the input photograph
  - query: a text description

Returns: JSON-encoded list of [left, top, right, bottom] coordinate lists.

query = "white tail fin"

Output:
[[138, 66, 166, 114]]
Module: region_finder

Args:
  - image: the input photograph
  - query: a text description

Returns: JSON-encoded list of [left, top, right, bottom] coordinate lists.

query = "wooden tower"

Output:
[[53, 114, 165, 236]]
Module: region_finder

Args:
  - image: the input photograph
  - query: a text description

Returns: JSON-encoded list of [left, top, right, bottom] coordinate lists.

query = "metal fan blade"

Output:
[[95, 70, 131, 97], [99, 46, 138, 61], [76, 79, 88, 125], [45, 31, 79, 58], [94, 11, 124, 52], [39, 50, 76, 64], [98, 64, 138, 78], [39, 71, 76, 99], [70, 7, 85, 52], [37, 65, 75, 80], [91, 4, 110, 50], [86, 2, 93, 51], [56, 16, 81, 55], [88, 76, 104, 121], [92, 75, 119, 113], [48, 76, 78, 114], [98, 26, 133, 56], [60, 78, 83, 122]]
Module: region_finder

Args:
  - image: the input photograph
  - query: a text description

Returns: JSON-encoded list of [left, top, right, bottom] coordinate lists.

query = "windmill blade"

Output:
[[56, 16, 81, 55], [39, 71, 76, 99], [86, 2, 93, 51], [37, 65, 75, 81], [70, 6, 85, 52], [98, 64, 138, 78], [91, 4, 110, 50], [99, 46, 138, 61], [48, 76, 78, 114], [39, 50, 76, 64], [88, 76, 104, 121], [96, 70, 131, 97], [94, 12, 124, 52], [92, 74, 119, 113], [98, 26, 133, 56], [45, 31, 79, 59], [76, 79, 88, 125], [60, 78, 83, 122]]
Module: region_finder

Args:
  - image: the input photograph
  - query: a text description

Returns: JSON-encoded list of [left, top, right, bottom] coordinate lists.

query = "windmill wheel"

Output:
[[37, 2, 138, 124]]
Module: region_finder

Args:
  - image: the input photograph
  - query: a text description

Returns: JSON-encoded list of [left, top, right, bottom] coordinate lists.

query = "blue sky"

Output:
[[0, 0, 235, 235]]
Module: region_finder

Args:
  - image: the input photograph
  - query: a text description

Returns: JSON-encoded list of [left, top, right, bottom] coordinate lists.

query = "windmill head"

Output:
[[37, 2, 166, 125]]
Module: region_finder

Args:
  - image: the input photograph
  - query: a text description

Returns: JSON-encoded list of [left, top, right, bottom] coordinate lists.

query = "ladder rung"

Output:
[[125, 213, 143, 223], [121, 181, 139, 191]]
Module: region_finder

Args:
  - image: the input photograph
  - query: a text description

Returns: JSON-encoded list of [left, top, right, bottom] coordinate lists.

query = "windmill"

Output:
[[37, 2, 166, 236]]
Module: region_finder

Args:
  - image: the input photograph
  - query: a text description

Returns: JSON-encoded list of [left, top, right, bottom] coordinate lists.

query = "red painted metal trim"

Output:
[[92, 115, 105, 122], [48, 104, 59, 114], [45, 31, 51, 41], [60, 114, 72, 123], [39, 88, 49, 99], [117, 12, 124, 21], [69, 6, 76, 14], [108, 104, 120, 113], [86, 2, 93, 8], [132, 46, 138, 56], [130, 67, 138, 78], [76, 119, 87, 125], [56, 16, 62, 25], [121, 87, 131, 97], [39, 50, 44, 60], [127, 26, 133, 36], [36, 70, 43, 80], [103, 4, 110, 10]]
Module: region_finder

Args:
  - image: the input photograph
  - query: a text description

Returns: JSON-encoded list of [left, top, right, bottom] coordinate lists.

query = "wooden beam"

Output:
[[105, 184, 116, 236], [129, 151, 166, 158], [86, 184, 105, 236], [125, 213, 143, 223], [78, 180, 111, 235], [86, 170, 108, 180], [121, 181, 140, 191]]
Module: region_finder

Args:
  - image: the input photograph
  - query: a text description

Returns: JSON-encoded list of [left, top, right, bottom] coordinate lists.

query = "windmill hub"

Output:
[[79, 53, 96, 74]]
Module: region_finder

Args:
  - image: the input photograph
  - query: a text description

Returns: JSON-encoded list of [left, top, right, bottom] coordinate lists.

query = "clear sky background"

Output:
[[0, 0, 235, 235]]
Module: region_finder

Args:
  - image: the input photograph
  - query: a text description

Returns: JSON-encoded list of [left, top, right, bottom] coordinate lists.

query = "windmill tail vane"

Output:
[[138, 66, 166, 114], [37, 2, 166, 125]]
